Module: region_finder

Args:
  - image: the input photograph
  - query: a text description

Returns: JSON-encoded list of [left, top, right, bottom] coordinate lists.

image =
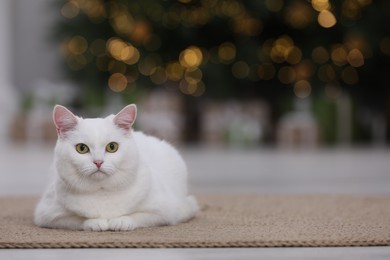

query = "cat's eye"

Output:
[[106, 142, 119, 153], [75, 143, 89, 154]]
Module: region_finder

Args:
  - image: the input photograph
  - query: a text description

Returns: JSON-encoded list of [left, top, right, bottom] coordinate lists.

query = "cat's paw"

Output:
[[83, 218, 109, 231], [108, 216, 135, 231]]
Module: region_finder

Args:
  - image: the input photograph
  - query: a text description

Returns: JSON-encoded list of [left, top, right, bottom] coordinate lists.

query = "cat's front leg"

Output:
[[108, 213, 167, 231], [83, 218, 109, 231], [108, 216, 135, 231]]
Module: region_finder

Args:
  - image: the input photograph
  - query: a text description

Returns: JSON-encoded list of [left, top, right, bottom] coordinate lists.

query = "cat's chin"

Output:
[[89, 170, 111, 180]]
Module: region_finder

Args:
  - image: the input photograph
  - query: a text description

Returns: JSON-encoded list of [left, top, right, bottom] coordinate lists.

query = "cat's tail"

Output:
[[180, 195, 200, 222]]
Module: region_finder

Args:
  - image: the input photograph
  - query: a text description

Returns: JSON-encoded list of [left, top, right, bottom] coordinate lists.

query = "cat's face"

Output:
[[53, 105, 138, 191]]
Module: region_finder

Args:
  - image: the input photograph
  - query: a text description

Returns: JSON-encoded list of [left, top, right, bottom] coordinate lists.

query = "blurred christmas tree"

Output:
[[53, 0, 390, 141]]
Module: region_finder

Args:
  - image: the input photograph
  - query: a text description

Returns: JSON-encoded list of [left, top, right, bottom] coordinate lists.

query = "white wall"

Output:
[[11, 0, 62, 92], [0, 0, 64, 142], [0, 0, 17, 142]]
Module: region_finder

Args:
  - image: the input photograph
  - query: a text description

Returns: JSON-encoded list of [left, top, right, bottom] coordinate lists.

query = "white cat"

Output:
[[34, 104, 199, 231]]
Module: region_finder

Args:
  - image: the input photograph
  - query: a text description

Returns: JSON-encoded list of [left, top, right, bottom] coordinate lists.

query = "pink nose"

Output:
[[94, 160, 104, 169]]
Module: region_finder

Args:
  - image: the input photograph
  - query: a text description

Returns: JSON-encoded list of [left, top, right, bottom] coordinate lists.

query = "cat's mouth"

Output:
[[90, 170, 109, 179]]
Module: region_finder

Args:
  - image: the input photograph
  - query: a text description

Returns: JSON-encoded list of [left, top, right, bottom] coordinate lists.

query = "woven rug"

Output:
[[1, 194, 390, 248]]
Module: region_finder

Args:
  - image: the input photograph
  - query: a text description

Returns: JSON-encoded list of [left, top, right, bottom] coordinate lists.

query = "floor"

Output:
[[1, 143, 390, 259]]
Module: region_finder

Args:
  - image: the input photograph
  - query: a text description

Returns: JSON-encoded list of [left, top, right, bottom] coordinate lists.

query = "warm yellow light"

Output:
[[78, 0, 106, 23], [192, 81, 206, 97], [185, 68, 203, 84], [108, 73, 128, 92], [270, 35, 294, 63], [67, 36, 88, 55], [347, 49, 364, 67], [61, 1, 80, 18], [331, 45, 348, 66], [179, 46, 203, 68], [150, 67, 167, 85], [318, 10, 336, 28], [286, 47, 302, 65], [166, 62, 184, 81], [294, 80, 311, 98], [122, 45, 141, 65], [311, 0, 330, 12], [111, 12, 134, 35], [107, 38, 126, 59], [295, 60, 315, 80], [120, 46, 136, 61], [285, 2, 314, 29], [131, 20, 151, 43], [179, 79, 205, 97], [218, 42, 236, 64], [107, 38, 139, 65]]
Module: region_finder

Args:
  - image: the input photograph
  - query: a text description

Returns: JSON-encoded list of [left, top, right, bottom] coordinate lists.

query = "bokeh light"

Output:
[[108, 73, 128, 92], [67, 36, 88, 55], [285, 1, 314, 29], [318, 10, 337, 28], [294, 80, 312, 98], [311, 0, 330, 12], [55, 0, 388, 126], [218, 42, 236, 64], [347, 48, 364, 67], [179, 46, 203, 69], [61, 1, 80, 18], [331, 45, 348, 66]]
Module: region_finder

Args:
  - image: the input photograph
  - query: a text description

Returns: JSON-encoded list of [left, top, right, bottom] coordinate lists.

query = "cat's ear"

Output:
[[114, 104, 137, 131], [53, 105, 78, 137]]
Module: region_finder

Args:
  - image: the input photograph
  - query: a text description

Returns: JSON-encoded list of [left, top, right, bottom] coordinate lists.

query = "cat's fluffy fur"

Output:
[[34, 104, 199, 231]]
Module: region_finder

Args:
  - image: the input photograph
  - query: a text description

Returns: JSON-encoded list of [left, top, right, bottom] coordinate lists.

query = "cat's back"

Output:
[[132, 131, 182, 161], [132, 131, 187, 177]]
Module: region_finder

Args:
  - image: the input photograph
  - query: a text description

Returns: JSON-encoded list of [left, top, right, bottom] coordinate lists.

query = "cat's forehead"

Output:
[[79, 117, 109, 130], [73, 117, 119, 143]]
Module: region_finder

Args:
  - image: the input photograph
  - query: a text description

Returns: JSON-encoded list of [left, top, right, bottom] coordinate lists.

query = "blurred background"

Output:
[[0, 0, 390, 195], [2, 0, 390, 147]]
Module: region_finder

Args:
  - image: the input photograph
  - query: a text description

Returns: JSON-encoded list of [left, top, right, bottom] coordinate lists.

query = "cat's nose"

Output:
[[93, 160, 104, 169]]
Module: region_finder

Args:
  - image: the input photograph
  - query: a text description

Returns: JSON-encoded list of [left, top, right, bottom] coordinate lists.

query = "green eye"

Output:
[[75, 143, 89, 154], [106, 142, 119, 153]]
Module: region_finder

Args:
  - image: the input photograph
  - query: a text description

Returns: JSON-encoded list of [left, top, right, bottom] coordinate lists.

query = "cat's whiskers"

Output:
[[101, 165, 116, 175], [79, 165, 99, 176]]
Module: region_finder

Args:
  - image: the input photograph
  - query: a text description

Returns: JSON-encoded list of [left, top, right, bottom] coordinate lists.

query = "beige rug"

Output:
[[1, 194, 390, 248]]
